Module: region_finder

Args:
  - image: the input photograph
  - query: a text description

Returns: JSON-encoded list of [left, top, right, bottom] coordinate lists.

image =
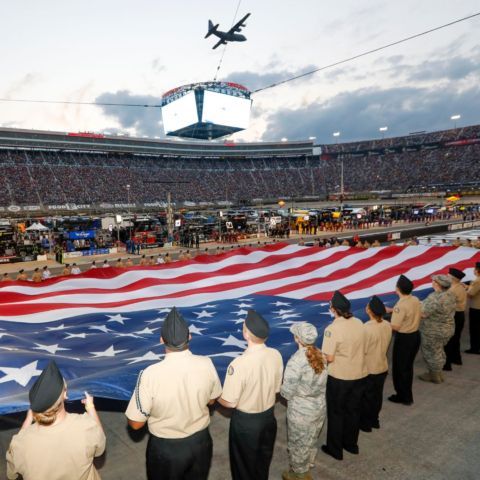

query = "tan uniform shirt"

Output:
[[222, 343, 283, 413], [322, 316, 367, 380], [450, 281, 467, 312], [6, 413, 105, 480], [139, 258, 147, 266], [391, 295, 422, 333], [1, 276, 13, 282], [364, 320, 392, 374], [16, 273, 28, 281], [126, 350, 222, 439], [467, 277, 480, 309]]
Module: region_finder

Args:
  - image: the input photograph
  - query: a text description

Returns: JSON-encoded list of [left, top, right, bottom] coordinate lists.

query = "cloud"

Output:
[[223, 64, 317, 92], [260, 83, 480, 143], [95, 90, 164, 137], [4, 73, 42, 98], [152, 58, 166, 73], [407, 56, 479, 81]]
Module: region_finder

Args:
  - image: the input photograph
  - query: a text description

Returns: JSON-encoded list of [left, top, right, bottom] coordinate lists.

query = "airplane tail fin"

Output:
[[205, 20, 218, 38]]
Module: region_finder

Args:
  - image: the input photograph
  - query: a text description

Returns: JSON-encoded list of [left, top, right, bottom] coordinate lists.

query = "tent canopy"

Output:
[[25, 222, 49, 231]]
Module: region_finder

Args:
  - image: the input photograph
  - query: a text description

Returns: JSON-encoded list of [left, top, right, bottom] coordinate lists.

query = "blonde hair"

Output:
[[32, 388, 65, 426]]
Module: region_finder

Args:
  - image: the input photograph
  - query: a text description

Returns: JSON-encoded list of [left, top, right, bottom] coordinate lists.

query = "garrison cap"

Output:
[[245, 309, 270, 339], [29, 360, 64, 413], [290, 322, 318, 345], [448, 268, 465, 280], [161, 307, 189, 348], [368, 295, 386, 317], [331, 290, 351, 312], [396, 274, 413, 294], [432, 274, 451, 288]]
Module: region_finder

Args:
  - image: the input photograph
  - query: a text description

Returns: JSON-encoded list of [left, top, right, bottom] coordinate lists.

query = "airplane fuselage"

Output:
[[214, 31, 246, 42]]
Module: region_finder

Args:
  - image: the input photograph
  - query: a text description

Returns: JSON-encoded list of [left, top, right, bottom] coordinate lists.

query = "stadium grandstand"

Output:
[[0, 125, 479, 210]]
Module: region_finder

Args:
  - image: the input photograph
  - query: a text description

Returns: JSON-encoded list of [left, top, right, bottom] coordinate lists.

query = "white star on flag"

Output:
[[126, 350, 164, 365], [0, 361, 42, 386], [228, 318, 245, 325], [276, 313, 301, 320], [193, 310, 214, 319], [234, 303, 253, 308], [189, 324, 207, 335], [208, 351, 243, 359], [146, 317, 166, 324], [33, 343, 71, 355], [273, 309, 295, 316], [64, 333, 88, 340], [0, 332, 11, 339], [314, 303, 330, 307], [133, 327, 158, 335], [237, 298, 253, 301], [212, 335, 247, 349], [106, 314, 131, 325], [271, 301, 291, 307], [114, 332, 143, 339], [46, 324, 67, 331], [233, 309, 249, 316], [89, 325, 113, 334], [202, 304, 218, 309], [157, 308, 172, 314], [90, 345, 128, 358]]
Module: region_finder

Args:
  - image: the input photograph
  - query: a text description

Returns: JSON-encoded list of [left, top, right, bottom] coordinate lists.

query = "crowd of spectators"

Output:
[[0, 125, 478, 205]]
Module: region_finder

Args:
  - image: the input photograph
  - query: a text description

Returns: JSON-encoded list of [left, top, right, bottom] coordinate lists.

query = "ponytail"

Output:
[[305, 345, 325, 374]]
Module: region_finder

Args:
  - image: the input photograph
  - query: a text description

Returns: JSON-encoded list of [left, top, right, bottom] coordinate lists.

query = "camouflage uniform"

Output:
[[280, 347, 327, 474], [421, 290, 456, 371]]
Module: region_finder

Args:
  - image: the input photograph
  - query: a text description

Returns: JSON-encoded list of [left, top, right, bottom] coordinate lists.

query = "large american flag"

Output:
[[1, 243, 479, 414]]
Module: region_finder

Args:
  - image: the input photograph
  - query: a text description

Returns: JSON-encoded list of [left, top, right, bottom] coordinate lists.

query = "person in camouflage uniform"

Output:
[[281, 322, 327, 480], [419, 275, 456, 384]]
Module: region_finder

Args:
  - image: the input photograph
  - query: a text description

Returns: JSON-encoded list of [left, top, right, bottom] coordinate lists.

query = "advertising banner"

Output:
[[68, 230, 96, 240]]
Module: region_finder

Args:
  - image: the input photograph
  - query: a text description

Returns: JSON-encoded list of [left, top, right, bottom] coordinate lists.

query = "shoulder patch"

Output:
[[228, 365, 235, 375], [394, 307, 400, 313], [324, 330, 332, 338]]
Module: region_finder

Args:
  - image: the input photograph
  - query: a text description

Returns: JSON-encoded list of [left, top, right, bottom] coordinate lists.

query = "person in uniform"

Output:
[[101, 260, 109, 268], [444, 268, 467, 369], [125, 307, 222, 480], [90, 261, 97, 269], [71, 263, 81, 275], [115, 258, 124, 269], [218, 309, 283, 480], [16, 269, 28, 281], [32, 268, 42, 283], [360, 296, 392, 432], [419, 275, 456, 383], [42, 265, 52, 280], [1, 272, 13, 282], [156, 255, 165, 264], [465, 262, 480, 354], [164, 253, 172, 263], [125, 258, 133, 268], [321, 291, 367, 461], [149, 256, 156, 266], [62, 264, 71, 276], [387, 274, 422, 405], [139, 254, 147, 266], [281, 322, 327, 480], [6, 360, 105, 480]]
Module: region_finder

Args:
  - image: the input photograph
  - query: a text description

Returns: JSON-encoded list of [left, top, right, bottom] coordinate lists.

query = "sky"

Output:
[[0, 0, 479, 143]]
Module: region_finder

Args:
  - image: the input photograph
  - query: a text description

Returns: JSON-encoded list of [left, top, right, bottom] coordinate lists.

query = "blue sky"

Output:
[[0, 0, 479, 142]]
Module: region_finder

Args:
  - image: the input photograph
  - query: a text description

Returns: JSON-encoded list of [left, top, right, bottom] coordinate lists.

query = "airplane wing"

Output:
[[212, 38, 227, 50], [228, 13, 251, 34]]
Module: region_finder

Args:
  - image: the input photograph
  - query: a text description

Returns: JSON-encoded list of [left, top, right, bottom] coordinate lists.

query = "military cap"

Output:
[[432, 274, 451, 288], [245, 309, 270, 339], [29, 360, 64, 413], [290, 321, 318, 345], [368, 295, 386, 317], [161, 307, 189, 348], [331, 290, 351, 312], [19, 269, 24, 273], [396, 274, 413, 294], [448, 268, 465, 280]]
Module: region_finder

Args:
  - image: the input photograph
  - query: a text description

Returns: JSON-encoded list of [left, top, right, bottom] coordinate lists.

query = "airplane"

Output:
[[205, 13, 251, 49]]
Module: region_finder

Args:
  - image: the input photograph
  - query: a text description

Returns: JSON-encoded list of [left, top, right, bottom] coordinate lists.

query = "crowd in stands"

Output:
[[0, 126, 479, 205]]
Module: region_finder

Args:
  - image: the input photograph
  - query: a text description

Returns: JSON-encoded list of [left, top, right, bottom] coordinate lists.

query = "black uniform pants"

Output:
[[229, 407, 277, 480], [360, 371, 388, 429], [146, 428, 212, 480], [468, 307, 480, 352], [444, 311, 465, 364], [392, 330, 420, 403], [326, 376, 365, 459]]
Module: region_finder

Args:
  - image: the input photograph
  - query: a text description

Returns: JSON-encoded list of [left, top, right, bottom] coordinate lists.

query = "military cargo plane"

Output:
[[205, 13, 251, 49]]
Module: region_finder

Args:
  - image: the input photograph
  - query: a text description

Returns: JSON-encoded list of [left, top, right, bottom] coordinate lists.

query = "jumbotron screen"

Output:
[[202, 90, 251, 129], [162, 91, 198, 134]]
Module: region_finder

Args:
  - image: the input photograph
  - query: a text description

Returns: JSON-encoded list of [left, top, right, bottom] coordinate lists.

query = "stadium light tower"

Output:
[[309, 136, 316, 141], [451, 114, 461, 128], [281, 137, 288, 142], [379, 126, 388, 139]]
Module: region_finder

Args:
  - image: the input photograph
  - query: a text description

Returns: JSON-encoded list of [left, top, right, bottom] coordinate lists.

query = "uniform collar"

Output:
[[333, 316, 349, 323], [164, 350, 192, 361], [246, 343, 266, 353]]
